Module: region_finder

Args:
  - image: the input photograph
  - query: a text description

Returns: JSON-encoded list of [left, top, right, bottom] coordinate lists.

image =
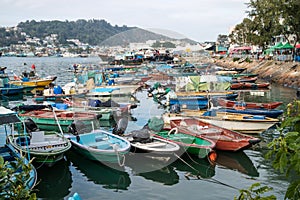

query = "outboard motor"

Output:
[[68, 120, 87, 135], [131, 129, 152, 143], [112, 117, 128, 135], [24, 118, 39, 132]]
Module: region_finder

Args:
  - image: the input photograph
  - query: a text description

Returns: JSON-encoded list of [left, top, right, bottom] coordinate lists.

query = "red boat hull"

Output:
[[217, 98, 283, 109], [169, 118, 261, 151]]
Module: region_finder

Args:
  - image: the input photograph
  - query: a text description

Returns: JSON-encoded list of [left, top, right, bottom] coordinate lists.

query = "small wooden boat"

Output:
[[168, 117, 261, 151], [0, 144, 37, 190], [66, 129, 131, 164], [124, 129, 180, 155], [230, 82, 270, 90], [164, 110, 279, 134], [16, 105, 99, 133], [151, 128, 217, 163], [217, 98, 283, 109]]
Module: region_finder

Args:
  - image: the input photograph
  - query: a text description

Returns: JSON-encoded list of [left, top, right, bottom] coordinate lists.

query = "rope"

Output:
[[174, 153, 240, 190], [113, 144, 126, 167], [173, 153, 199, 173]]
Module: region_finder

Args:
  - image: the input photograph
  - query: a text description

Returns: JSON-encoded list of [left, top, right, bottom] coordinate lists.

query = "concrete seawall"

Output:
[[211, 57, 300, 89]]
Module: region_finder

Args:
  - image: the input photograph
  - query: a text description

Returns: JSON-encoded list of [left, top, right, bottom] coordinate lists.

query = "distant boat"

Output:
[[10, 76, 57, 88], [230, 82, 270, 90]]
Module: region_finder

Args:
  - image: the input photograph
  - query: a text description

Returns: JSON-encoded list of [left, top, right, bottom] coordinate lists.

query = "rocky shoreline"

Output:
[[210, 57, 300, 90]]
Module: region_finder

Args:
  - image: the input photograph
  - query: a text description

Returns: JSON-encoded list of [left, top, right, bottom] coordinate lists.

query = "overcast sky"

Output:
[[1, 0, 249, 42]]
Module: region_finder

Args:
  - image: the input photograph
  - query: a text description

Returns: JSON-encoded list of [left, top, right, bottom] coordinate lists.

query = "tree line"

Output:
[[229, 0, 300, 51]]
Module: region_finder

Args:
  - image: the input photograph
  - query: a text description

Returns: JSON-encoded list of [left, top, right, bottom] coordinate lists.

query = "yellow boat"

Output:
[[9, 76, 57, 87]]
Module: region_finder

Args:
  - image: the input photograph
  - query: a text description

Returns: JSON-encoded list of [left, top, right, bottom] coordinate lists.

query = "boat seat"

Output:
[[79, 134, 96, 144], [89, 140, 112, 150]]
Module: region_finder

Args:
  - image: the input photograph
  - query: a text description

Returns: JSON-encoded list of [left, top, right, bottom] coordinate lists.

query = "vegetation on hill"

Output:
[[17, 19, 133, 46], [0, 19, 196, 47]]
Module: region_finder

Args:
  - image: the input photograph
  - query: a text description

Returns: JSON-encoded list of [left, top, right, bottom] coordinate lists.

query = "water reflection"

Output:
[[66, 150, 131, 191], [216, 150, 259, 177], [35, 159, 72, 199], [125, 153, 179, 185], [170, 153, 215, 179]]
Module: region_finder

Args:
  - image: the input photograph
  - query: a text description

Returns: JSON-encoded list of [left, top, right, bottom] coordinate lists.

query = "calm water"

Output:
[[0, 56, 297, 200]]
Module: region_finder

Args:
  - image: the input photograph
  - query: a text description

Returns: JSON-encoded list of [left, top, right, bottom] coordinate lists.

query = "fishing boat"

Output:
[[0, 144, 37, 191], [168, 117, 261, 151], [164, 109, 279, 134], [65, 129, 131, 164], [15, 105, 100, 133], [10, 76, 57, 87], [217, 98, 283, 109], [1, 106, 71, 167]]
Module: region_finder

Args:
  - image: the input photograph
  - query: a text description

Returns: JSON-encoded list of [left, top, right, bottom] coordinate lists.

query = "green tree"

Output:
[[0, 156, 36, 200], [265, 100, 300, 199]]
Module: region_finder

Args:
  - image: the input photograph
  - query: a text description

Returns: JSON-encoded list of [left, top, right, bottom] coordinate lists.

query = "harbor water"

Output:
[[0, 56, 297, 200]]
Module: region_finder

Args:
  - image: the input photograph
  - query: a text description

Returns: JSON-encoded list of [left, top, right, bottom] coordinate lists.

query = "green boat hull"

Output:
[[155, 130, 214, 158]]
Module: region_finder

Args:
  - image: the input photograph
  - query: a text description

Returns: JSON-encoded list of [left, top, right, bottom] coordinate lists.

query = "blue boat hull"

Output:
[[218, 108, 283, 118]]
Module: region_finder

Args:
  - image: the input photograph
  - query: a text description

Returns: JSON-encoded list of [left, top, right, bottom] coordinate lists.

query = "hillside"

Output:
[[0, 19, 197, 47]]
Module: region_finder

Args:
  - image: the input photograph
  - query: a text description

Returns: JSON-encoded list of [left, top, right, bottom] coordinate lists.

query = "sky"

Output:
[[1, 0, 249, 42]]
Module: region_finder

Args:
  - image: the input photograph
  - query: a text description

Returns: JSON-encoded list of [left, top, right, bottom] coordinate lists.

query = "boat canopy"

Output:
[[0, 106, 20, 125]]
